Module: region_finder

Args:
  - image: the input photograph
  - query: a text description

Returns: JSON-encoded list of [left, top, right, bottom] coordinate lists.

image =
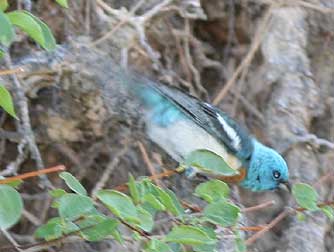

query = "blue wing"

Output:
[[134, 75, 254, 161]]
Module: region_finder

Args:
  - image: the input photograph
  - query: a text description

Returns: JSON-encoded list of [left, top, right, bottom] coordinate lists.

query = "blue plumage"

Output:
[[133, 80, 289, 192], [240, 140, 289, 191], [138, 86, 184, 126]]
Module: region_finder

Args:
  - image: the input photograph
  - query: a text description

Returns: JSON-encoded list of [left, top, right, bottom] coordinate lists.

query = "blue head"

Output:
[[240, 140, 289, 191]]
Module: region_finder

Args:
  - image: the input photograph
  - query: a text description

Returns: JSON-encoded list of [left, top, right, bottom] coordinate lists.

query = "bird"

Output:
[[117, 70, 289, 192]]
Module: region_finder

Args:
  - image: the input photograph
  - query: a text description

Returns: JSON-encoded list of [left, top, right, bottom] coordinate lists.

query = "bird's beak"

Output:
[[278, 181, 291, 193]]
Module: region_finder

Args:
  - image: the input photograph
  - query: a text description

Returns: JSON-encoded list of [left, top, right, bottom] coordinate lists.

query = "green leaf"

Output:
[[80, 218, 118, 241], [193, 242, 217, 252], [204, 200, 240, 227], [0, 10, 14, 46], [58, 193, 95, 221], [321, 206, 334, 221], [55, 0, 68, 8], [34, 218, 62, 241], [6, 180, 23, 188], [136, 179, 154, 198], [158, 188, 184, 216], [111, 228, 124, 244], [0, 0, 8, 11], [292, 183, 319, 211], [24, 12, 56, 51], [6, 11, 43, 44], [193, 226, 217, 252], [6, 10, 56, 51], [137, 207, 154, 232], [138, 181, 183, 215], [77, 215, 105, 228], [77, 214, 121, 242], [185, 149, 237, 176], [128, 174, 139, 204], [0, 176, 22, 188], [59, 172, 87, 196], [137, 180, 183, 215], [140, 202, 158, 217], [51, 198, 60, 209], [234, 231, 246, 252], [145, 239, 173, 252], [96, 190, 139, 223], [165, 225, 215, 246], [49, 188, 67, 198], [61, 221, 79, 234], [194, 180, 230, 203], [0, 48, 5, 58], [142, 193, 166, 211], [0, 85, 17, 119], [0, 185, 23, 229], [296, 212, 306, 221]]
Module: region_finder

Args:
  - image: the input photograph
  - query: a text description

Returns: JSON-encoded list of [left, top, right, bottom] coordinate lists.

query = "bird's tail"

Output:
[[95, 59, 183, 126], [128, 75, 183, 126]]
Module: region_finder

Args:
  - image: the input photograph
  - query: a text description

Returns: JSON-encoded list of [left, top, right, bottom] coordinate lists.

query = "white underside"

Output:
[[146, 117, 242, 170]]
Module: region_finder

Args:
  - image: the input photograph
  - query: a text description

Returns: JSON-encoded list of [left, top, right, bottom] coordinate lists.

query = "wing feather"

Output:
[[143, 79, 254, 160]]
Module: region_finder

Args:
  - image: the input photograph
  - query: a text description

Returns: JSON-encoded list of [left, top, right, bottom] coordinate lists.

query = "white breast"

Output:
[[146, 117, 242, 170]]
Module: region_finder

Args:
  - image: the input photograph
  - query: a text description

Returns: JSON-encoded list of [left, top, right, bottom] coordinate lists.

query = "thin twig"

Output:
[[95, 0, 120, 15], [244, 200, 334, 245], [230, 88, 265, 122], [140, 0, 172, 22], [213, 4, 275, 105], [0, 165, 66, 184], [21, 237, 81, 252], [1, 229, 23, 252], [54, 143, 81, 168], [1, 222, 113, 252], [4, 55, 51, 188], [245, 209, 290, 245], [2, 216, 153, 252], [250, 0, 334, 13], [119, 219, 151, 239], [223, 0, 237, 64], [296, 0, 334, 13], [85, 0, 91, 35], [181, 200, 202, 212], [239, 225, 266, 232], [22, 209, 42, 226], [137, 141, 162, 187], [91, 145, 129, 197], [90, 0, 146, 47], [0, 67, 24, 76], [90, 18, 130, 47], [313, 171, 334, 188], [293, 133, 334, 149], [95, 0, 172, 64], [183, 18, 205, 96], [0, 138, 27, 176], [230, 55, 250, 117], [295, 201, 334, 212], [113, 167, 183, 192], [168, 23, 192, 84], [242, 200, 275, 213]]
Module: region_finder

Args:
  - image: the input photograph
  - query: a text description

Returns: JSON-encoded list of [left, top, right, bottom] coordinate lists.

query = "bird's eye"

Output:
[[272, 170, 281, 180]]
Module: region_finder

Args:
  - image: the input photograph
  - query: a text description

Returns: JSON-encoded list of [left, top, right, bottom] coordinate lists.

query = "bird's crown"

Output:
[[241, 140, 289, 191]]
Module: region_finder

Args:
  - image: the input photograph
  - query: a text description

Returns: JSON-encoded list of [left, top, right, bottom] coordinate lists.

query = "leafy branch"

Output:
[[0, 151, 333, 252]]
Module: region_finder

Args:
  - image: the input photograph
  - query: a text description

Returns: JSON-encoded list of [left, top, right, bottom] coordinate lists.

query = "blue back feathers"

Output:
[[132, 79, 289, 192], [137, 86, 184, 127]]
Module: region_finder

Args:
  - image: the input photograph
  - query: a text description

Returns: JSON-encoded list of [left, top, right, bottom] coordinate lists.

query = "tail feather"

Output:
[[76, 49, 184, 127], [137, 85, 184, 126], [109, 67, 185, 127]]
